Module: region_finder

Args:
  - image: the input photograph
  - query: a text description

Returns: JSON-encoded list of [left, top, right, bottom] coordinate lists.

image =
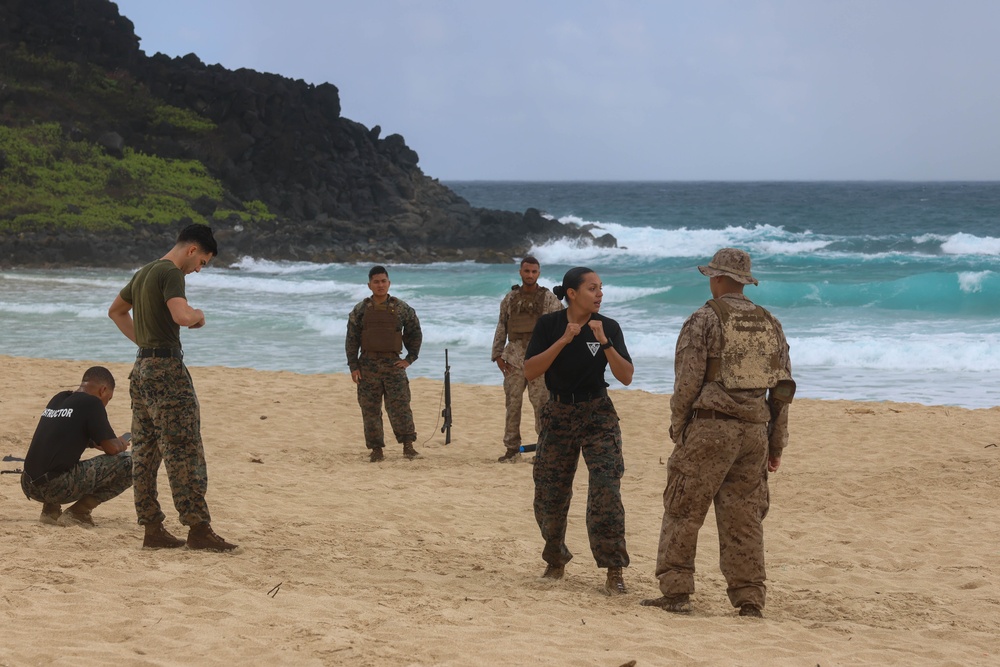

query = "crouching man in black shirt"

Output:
[[21, 366, 132, 527]]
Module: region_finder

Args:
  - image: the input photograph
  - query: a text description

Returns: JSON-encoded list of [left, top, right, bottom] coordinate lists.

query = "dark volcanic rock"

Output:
[[0, 0, 615, 267], [594, 233, 618, 248], [96, 130, 125, 157]]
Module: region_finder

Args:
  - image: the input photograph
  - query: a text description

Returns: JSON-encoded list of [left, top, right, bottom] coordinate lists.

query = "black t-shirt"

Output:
[[525, 310, 632, 394], [23, 391, 117, 478]]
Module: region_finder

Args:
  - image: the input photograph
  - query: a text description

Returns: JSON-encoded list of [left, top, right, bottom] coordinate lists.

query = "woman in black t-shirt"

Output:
[[523, 266, 634, 595]]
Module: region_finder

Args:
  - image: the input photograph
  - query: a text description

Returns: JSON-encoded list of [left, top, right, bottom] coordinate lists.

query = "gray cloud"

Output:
[[113, 0, 1000, 180]]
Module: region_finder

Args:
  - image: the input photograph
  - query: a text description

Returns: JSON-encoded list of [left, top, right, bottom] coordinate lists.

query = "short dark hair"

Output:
[[82, 366, 115, 389], [177, 224, 218, 257], [368, 265, 388, 280], [520, 255, 540, 267]]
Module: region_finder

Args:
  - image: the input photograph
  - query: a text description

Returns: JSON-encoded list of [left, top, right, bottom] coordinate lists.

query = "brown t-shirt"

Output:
[[120, 259, 186, 349]]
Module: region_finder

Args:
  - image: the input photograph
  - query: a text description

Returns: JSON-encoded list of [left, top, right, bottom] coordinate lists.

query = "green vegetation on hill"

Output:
[[1, 123, 218, 230], [0, 45, 216, 136], [0, 46, 274, 231]]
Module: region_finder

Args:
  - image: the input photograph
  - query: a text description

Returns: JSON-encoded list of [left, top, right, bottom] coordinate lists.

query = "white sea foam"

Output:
[[0, 302, 105, 318], [790, 333, 1000, 372], [912, 233, 950, 245], [622, 330, 676, 358], [531, 221, 835, 264], [421, 324, 497, 348], [958, 271, 992, 293], [753, 239, 833, 254], [0, 273, 125, 289], [940, 233, 1000, 256], [192, 271, 360, 297], [228, 257, 333, 275], [602, 285, 672, 302], [303, 313, 345, 337]]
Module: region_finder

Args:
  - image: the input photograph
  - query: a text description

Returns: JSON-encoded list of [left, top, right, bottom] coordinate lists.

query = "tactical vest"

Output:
[[507, 286, 548, 341], [360, 299, 403, 354], [705, 298, 787, 390]]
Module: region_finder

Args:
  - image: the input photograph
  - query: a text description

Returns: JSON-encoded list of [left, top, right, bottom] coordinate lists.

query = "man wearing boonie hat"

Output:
[[642, 247, 794, 619]]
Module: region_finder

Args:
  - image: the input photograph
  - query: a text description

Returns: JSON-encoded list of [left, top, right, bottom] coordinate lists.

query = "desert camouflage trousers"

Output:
[[21, 452, 132, 505], [129, 357, 211, 527], [357, 356, 416, 449], [654, 418, 770, 608], [501, 340, 548, 449], [502, 367, 548, 449], [532, 396, 629, 569], [503, 368, 549, 449]]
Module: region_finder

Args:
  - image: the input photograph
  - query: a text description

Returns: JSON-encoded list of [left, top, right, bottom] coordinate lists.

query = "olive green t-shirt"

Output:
[[120, 259, 186, 349]]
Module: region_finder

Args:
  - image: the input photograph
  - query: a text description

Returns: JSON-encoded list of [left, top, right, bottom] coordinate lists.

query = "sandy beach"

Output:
[[1, 354, 998, 666]]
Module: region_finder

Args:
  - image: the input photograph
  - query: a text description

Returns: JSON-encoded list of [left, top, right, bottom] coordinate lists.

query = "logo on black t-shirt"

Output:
[[586, 342, 601, 357]]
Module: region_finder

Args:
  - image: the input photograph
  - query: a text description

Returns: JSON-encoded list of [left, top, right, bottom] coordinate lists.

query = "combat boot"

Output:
[[59, 495, 100, 527], [640, 593, 692, 613], [541, 564, 565, 580], [497, 448, 520, 463], [369, 447, 385, 462], [143, 522, 186, 549], [605, 567, 627, 595], [187, 522, 238, 551], [40, 502, 62, 525], [402, 442, 420, 460]]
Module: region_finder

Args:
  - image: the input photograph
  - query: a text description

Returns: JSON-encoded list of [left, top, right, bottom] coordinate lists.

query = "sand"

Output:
[[1, 354, 998, 666]]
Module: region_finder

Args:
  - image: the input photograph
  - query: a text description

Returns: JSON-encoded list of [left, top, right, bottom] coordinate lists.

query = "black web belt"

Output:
[[548, 388, 608, 404]]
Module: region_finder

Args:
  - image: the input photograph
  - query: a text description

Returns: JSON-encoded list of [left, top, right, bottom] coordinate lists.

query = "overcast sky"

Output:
[[112, 0, 1000, 181]]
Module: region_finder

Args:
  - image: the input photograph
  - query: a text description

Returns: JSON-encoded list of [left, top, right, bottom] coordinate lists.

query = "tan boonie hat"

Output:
[[697, 247, 759, 285]]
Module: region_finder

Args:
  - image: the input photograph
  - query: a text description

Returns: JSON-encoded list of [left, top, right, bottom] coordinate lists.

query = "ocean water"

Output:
[[2, 181, 999, 409]]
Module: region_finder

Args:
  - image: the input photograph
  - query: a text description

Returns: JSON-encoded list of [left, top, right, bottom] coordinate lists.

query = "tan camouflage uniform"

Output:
[[491, 287, 562, 449], [655, 291, 791, 610]]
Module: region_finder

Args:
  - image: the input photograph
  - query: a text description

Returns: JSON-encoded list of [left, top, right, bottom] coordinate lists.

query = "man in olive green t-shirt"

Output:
[[108, 224, 237, 552]]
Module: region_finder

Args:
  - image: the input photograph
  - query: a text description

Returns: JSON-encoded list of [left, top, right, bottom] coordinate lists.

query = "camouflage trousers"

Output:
[[357, 356, 416, 449], [532, 396, 629, 569], [129, 357, 211, 527], [654, 418, 769, 608], [21, 452, 132, 505], [502, 367, 548, 449]]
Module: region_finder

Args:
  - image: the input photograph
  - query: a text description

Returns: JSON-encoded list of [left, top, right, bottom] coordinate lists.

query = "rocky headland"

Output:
[[0, 0, 616, 268]]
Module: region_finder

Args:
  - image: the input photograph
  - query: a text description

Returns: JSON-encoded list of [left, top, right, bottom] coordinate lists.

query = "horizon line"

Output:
[[439, 178, 1000, 184]]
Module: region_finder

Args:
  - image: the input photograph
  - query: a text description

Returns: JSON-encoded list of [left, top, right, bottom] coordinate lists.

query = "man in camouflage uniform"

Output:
[[642, 248, 793, 618], [108, 224, 237, 551], [20, 366, 132, 528], [346, 265, 423, 463], [491, 256, 563, 462]]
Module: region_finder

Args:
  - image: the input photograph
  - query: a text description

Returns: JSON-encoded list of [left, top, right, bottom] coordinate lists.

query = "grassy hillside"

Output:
[[0, 46, 273, 231]]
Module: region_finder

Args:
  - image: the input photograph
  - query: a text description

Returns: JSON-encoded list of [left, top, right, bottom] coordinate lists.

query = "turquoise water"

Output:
[[2, 181, 999, 408]]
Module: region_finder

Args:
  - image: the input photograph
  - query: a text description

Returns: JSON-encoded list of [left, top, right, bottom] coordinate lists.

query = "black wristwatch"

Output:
[[600, 340, 613, 350]]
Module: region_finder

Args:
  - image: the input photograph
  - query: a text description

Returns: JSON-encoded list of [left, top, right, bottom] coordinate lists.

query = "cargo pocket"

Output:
[[598, 427, 625, 480], [592, 398, 624, 479], [664, 458, 704, 518]]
